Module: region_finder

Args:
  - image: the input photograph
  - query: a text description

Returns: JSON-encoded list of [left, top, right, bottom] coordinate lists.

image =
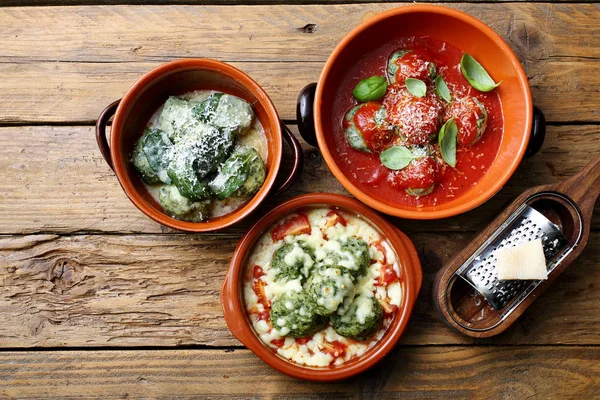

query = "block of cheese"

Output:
[[495, 239, 548, 280]]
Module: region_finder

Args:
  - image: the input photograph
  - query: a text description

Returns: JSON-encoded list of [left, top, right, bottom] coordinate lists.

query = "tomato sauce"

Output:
[[331, 36, 504, 207]]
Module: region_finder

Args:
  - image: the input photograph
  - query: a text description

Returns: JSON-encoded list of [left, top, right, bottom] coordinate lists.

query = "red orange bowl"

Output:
[[221, 193, 423, 381], [309, 5, 533, 219], [96, 59, 302, 232]]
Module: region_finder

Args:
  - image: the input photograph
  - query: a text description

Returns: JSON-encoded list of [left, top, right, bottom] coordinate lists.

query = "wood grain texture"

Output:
[[3, 0, 596, 6], [0, 347, 598, 398], [0, 61, 319, 124], [0, 4, 599, 122], [2, 59, 599, 124], [0, 125, 598, 235], [0, 231, 598, 348], [3, 4, 598, 62]]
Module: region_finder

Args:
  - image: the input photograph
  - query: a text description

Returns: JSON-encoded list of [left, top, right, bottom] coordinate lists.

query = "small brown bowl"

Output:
[[221, 193, 423, 381], [96, 59, 303, 232]]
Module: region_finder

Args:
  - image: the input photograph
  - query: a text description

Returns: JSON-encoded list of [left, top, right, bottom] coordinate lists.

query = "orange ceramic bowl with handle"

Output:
[[96, 59, 303, 232], [297, 5, 545, 220], [221, 193, 423, 381]]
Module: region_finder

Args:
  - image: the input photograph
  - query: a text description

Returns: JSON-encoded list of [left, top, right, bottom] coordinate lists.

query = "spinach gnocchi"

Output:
[[131, 91, 268, 221], [305, 266, 355, 316], [244, 208, 404, 368], [270, 291, 327, 338], [330, 295, 383, 341], [270, 241, 315, 282]]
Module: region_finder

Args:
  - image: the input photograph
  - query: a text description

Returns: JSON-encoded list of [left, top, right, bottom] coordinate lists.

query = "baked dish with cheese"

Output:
[[243, 207, 403, 367], [131, 91, 267, 221]]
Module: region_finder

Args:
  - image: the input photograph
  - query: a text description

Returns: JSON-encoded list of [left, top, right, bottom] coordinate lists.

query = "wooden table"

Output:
[[0, 1, 599, 398]]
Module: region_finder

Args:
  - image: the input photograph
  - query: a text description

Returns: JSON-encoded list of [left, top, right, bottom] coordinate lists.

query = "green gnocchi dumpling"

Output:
[[170, 123, 234, 182], [343, 104, 388, 154], [132, 135, 160, 184], [167, 159, 210, 201], [208, 145, 266, 200], [330, 295, 383, 341], [158, 185, 210, 222], [343, 105, 369, 153], [139, 128, 173, 183], [470, 97, 488, 145], [339, 238, 371, 278], [270, 241, 315, 282], [270, 291, 327, 338], [193, 93, 254, 136], [155, 97, 199, 142], [387, 50, 411, 85], [321, 238, 371, 279], [305, 266, 355, 316]]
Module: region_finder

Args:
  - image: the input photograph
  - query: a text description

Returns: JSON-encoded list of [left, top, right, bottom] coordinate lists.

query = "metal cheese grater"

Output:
[[456, 205, 568, 311], [434, 154, 599, 338]]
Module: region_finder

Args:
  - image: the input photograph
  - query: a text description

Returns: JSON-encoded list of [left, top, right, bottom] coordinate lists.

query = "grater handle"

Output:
[[558, 154, 600, 211]]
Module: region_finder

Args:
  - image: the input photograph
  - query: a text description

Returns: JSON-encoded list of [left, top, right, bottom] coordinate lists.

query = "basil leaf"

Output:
[[353, 76, 388, 102], [435, 75, 452, 103], [380, 146, 415, 170], [405, 78, 427, 98], [438, 118, 458, 167], [460, 53, 502, 92]]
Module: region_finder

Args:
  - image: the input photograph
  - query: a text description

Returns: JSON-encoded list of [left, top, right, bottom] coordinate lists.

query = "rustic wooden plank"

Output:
[[0, 231, 598, 348], [0, 347, 598, 398], [3, 0, 596, 6], [3, 4, 598, 63], [0, 61, 320, 124], [0, 4, 599, 123], [0, 125, 598, 235], [2, 58, 599, 124]]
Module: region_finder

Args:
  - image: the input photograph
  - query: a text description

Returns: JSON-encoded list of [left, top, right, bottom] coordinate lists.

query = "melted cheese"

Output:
[[356, 265, 376, 298], [354, 296, 375, 324], [314, 267, 354, 312], [282, 242, 314, 278], [263, 277, 302, 299], [243, 208, 403, 368], [387, 281, 402, 307]]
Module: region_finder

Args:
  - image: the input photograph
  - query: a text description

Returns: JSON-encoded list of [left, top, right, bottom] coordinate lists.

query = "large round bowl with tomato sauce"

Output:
[[300, 5, 535, 219], [221, 193, 422, 381]]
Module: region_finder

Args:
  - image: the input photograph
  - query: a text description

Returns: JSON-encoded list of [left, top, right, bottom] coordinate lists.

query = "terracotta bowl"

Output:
[[96, 59, 303, 232], [221, 193, 423, 381], [297, 5, 545, 220]]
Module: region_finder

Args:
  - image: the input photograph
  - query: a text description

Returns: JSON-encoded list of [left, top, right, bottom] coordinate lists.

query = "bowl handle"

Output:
[[95, 99, 121, 171], [296, 82, 318, 147], [525, 106, 546, 158], [272, 122, 304, 195]]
